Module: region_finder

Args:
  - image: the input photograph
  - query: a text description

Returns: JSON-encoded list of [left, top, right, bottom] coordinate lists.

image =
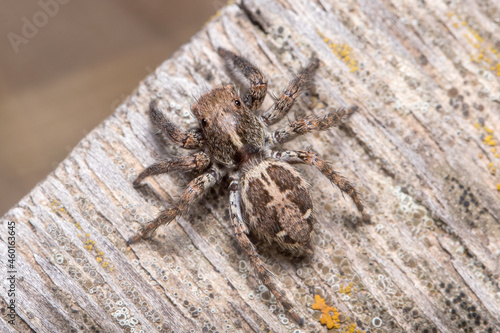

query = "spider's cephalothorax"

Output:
[[191, 85, 265, 167], [128, 48, 368, 325]]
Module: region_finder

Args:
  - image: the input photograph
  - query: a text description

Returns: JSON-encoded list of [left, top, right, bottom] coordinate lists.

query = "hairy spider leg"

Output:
[[218, 47, 268, 111], [269, 150, 368, 221], [128, 167, 224, 244], [133, 152, 211, 186], [228, 174, 305, 326], [150, 99, 204, 149], [269, 106, 358, 146], [261, 58, 319, 125]]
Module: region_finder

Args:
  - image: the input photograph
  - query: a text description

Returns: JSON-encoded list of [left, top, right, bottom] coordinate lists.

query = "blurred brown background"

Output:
[[0, 0, 224, 215]]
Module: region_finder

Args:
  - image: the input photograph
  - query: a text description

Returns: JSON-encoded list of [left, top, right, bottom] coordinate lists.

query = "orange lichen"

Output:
[[312, 295, 341, 329], [312, 295, 365, 332]]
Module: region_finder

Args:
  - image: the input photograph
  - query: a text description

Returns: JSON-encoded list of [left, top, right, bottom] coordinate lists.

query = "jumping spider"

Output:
[[128, 48, 368, 325]]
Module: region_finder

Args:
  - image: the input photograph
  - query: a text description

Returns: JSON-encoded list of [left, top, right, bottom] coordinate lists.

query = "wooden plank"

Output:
[[1, 0, 499, 332]]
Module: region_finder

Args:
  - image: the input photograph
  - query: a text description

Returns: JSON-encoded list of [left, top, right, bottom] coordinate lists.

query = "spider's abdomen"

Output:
[[240, 160, 314, 255]]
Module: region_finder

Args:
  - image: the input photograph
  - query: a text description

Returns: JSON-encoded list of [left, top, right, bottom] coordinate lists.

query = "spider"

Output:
[[127, 48, 368, 325]]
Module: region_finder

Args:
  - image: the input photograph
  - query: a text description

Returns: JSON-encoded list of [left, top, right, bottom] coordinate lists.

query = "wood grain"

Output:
[[1, 0, 499, 332]]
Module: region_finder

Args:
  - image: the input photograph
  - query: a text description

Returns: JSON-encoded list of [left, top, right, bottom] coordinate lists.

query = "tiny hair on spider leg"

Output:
[[128, 48, 368, 326]]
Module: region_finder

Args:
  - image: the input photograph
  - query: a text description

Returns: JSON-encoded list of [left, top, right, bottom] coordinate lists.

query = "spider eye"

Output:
[[201, 118, 207, 127], [235, 99, 241, 107]]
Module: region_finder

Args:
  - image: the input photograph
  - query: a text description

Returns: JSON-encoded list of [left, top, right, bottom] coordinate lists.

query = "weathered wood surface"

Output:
[[1, 0, 500, 332]]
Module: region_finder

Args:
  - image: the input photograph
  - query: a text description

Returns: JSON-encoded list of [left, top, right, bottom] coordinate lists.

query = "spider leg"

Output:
[[150, 99, 204, 149], [218, 48, 268, 111], [134, 152, 211, 186], [269, 106, 357, 146], [261, 58, 319, 125], [269, 150, 368, 221], [127, 167, 223, 244], [228, 175, 304, 326]]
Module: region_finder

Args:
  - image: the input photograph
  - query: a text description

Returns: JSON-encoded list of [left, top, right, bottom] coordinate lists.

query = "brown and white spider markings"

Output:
[[127, 48, 368, 325]]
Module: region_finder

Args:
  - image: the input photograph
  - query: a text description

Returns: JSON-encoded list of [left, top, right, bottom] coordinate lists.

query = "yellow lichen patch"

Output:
[[484, 133, 497, 148], [475, 123, 500, 188], [468, 27, 483, 43], [81, 234, 114, 271], [312, 295, 341, 329], [312, 295, 366, 332], [487, 162, 496, 175], [317, 31, 359, 72], [345, 322, 363, 333], [50, 199, 67, 215], [339, 282, 354, 296], [449, 14, 500, 76]]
